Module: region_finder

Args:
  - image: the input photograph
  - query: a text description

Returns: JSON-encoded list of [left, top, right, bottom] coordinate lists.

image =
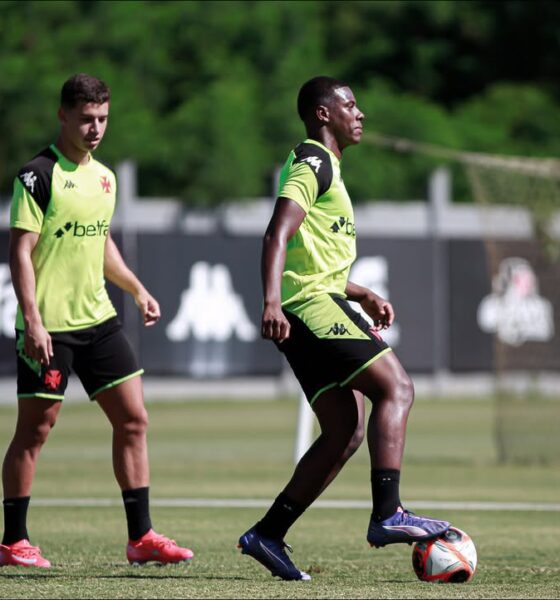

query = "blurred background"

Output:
[[1, 0, 560, 465]]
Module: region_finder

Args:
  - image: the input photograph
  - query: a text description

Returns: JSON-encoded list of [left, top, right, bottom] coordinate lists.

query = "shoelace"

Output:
[[150, 534, 177, 548], [16, 545, 43, 558]]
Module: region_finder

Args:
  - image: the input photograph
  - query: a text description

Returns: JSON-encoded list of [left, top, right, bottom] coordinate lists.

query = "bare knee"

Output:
[[395, 374, 414, 412], [347, 422, 365, 456], [115, 408, 149, 439], [13, 416, 56, 452]]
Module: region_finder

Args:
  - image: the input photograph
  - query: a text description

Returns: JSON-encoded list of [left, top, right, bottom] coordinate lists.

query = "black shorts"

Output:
[[16, 317, 143, 401], [277, 294, 391, 404]]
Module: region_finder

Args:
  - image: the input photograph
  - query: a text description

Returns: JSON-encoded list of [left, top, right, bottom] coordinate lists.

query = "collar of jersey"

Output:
[[50, 143, 91, 172], [303, 138, 341, 164]]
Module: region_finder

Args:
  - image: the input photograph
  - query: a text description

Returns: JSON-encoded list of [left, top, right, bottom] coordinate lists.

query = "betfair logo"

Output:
[[54, 220, 109, 238], [330, 216, 356, 236]]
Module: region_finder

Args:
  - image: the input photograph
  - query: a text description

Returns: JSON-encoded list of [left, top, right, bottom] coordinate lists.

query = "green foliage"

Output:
[[1, 0, 560, 205]]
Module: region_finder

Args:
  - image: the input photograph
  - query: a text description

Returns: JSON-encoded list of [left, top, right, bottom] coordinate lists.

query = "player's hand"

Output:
[[24, 321, 53, 365], [261, 302, 291, 342], [360, 291, 394, 330], [135, 291, 161, 327]]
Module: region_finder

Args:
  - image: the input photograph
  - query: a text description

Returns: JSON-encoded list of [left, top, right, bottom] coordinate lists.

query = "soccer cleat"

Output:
[[238, 527, 311, 581], [126, 529, 194, 566], [367, 507, 450, 548], [0, 539, 51, 568]]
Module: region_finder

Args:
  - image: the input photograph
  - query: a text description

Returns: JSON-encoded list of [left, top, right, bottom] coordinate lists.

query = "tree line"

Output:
[[1, 0, 559, 205]]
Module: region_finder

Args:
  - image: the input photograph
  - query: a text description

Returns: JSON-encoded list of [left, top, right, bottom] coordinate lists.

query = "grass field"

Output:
[[0, 395, 559, 599]]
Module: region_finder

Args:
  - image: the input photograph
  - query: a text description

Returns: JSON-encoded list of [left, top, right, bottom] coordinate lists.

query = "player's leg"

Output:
[[1, 334, 70, 568], [0, 398, 59, 568], [282, 387, 365, 506], [95, 377, 193, 565], [349, 352, 449, 547], [78, 317, 192, 565], [238, 387, 364, 581], [1, 398, 62, 566]]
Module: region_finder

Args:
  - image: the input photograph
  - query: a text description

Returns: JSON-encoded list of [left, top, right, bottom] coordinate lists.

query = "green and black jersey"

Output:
[[277, 138, 356, 305], [10, 144, 117, 332]]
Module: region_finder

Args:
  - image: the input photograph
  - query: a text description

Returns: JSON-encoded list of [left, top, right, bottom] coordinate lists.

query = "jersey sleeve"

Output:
[[10, 178, 44, 233], [278, 162, 319, 213]]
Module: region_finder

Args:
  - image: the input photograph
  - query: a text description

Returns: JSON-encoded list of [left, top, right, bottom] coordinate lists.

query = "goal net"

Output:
[[364, 132, 560, 464]]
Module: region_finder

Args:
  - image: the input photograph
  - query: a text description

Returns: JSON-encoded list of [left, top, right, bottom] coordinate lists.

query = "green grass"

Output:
[[1, 396, 559, 598]]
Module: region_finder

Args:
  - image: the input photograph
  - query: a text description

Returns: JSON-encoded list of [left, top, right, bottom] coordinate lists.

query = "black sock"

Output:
[[255, 492, 306, 540], [371, 469, 401, 522], [2, 496, 30, 545], [122, 487, 152, 541]]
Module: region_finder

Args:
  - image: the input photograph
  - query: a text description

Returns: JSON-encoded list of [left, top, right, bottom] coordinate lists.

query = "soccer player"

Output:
[[0, 74, 193, 568], [238, 77, 450, 581]]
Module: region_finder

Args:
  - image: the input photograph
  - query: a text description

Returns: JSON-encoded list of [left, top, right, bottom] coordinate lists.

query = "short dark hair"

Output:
[[60, 74, 110, 109], [297, 76, 347, 121]]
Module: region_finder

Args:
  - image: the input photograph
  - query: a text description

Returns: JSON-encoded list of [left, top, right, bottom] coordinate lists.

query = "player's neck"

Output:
[[307, 129, 343, 159], [54, 135, 91, 166]]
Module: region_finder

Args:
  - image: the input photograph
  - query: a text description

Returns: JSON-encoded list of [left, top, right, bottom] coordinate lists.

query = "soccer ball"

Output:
[[412, 527, 477, 583]]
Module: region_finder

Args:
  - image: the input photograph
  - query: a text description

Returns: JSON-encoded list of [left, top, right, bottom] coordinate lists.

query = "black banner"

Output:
[[449, 239, 560, 371], [353, 238, 436, 372], [136, 233, 282, 376]]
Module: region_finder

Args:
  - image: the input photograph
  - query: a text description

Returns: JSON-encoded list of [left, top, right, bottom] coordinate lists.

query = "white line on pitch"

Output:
[[30, 498, 560, 512]]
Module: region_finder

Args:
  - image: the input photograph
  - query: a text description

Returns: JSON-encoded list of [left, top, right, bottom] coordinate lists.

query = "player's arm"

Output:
[[345, 280, 394, 330], [9, 228, 53, 364], [103, 232, 160, 327], [261, 198, 306, 342]]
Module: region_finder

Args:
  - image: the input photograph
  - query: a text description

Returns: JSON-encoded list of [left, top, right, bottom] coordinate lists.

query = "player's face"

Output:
[[328, 87, 364, 148], [58, 102, 109, 154]]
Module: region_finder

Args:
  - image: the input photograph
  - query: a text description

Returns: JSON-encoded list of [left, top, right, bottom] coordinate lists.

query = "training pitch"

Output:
[[0, 395, 559, 599]]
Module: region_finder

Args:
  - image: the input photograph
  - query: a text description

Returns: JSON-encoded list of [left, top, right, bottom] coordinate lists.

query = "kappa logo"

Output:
[[64, 179, 77, 189], [166, 262, 258, 343], [302, 156, 322, 173], [327, 323, 349, 336], [21, 171, 37, 193], [100, 175, 111, 193]]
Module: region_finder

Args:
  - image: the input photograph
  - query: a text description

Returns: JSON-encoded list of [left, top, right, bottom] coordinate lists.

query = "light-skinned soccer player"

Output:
[[0, 74, 193, 568], [238, 77, 449, 581]]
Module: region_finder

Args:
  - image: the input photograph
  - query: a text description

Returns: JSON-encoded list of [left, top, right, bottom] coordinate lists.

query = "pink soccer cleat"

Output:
[[0, 539, 51, 568], [126, 529, 194, 566]]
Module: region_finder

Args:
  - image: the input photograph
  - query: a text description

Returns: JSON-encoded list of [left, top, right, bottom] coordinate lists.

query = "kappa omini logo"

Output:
[[21, 171, 37, 193], [100, 175, 112, 193], [477, 257, 554, 346], [166, 262, 257, 343], [302, 156, 322, 173]]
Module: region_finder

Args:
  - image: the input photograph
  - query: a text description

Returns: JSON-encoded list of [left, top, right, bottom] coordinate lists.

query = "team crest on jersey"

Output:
[[21, 171, 37, 193], [302, 156, 322, 173], [100, 176, 111, 193]]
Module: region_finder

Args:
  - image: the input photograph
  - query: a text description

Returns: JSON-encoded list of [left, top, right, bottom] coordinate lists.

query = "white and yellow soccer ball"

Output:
[[412, 526, 477, 583]]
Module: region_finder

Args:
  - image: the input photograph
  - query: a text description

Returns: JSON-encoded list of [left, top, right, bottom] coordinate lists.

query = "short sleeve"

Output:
[[10, 178, 44, 233], [278, 162, 319, 213]]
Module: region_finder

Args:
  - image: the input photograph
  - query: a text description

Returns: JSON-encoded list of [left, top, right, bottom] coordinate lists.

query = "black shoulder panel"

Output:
[[293, 142, 333, 197], [17, 147, 57, 214]]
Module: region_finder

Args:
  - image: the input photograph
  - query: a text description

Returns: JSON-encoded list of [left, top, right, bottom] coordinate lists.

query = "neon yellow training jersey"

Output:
[[277, 138, 356, 306], [10, 144, 117, 332]]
